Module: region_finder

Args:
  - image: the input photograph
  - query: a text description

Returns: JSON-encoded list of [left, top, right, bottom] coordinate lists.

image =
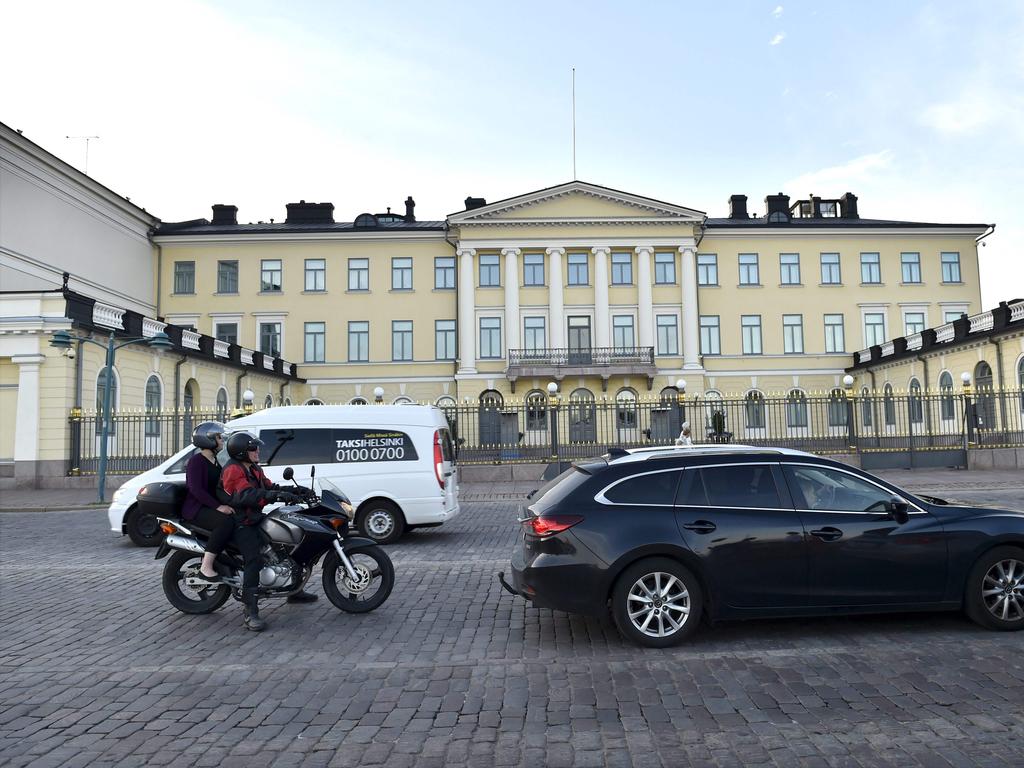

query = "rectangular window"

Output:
[[215, 322, 238, 345], [741, 315, 762, 354], [304, 259, 325, 292], [259, 322, 281, 357], [348, 321, 369, 362], [348, 258, 369, 291], [523, 317, 546, 353], [304, 321, 325, 363], [173, 261, 195, 294], [611, 252, 632, 284], [479, 317, 502, 359], [697, 253, 718, 285], [435, 320, 456, 360], [941, 252, 961, 283], [260, 259, 282, 292], [479, 254, 500, 287], [700, 316, 720, 355], [739, 253, 759, 285], [905, 312, 926, 335], [217, 260, 238, 293], [654, 252, 676, 284], [820, 253, 841, 284], [567, 253, 589, 285], [392, 320, 413, 361], [780, 253, 801, 285], [656, 314, 678, 356], [860, 252, 881, 284], [901, 252, 921, 283], [391, 257, 413, 290], [824, 314, 845, 353], [783, 314, 804, 353], [864, 312, 886, 347], [434, 257, 455, 289], [523, 253, 545, 286], [612, 315, 635, 349], [944, 310, 964, 324]]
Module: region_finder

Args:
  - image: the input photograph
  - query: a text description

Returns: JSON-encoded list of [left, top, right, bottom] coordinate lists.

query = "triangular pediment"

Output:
[[448, 181, 705, 225]]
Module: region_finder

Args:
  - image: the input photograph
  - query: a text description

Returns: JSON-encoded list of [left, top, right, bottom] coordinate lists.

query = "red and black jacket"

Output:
[[218, 460, 280, 526]]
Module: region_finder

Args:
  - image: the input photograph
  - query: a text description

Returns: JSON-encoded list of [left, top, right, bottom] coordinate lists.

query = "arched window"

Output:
[[827, 388, 847, 427], [436, 396, 456, 409], [349, 397, 368, 405], [615, 388, 638, 432], [479, 389, 503, 408], [909, 378, 923, 424], [974, 361, 995, 428], [263, 394, 274, 409], [525, 390, 547, 432], [478, 390, 504, 445], [883, 383, 895, 426], [938, 372, 954, 420], [745, 390, 765, 429], [182, 379, 197, 440], [305, 398, 324, 405], [703, 390, 724, 435], [392, 396, 413, 405], [1018, 358, 1024, 413], [284, 398, 292, 406], [786, 389, 808, 428], [568, 388, 596, 443], [96, 366, 119, 413], [144, 375, 162, 438], [861, 386, 873, 427], [659, 386, 679, 405], [975, 361, 993, 390], [216, 388, 229, 421]]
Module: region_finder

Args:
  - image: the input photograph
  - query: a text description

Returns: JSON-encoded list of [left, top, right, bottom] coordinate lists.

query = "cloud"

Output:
[[784, 150, 894, 192], [772, 5, 783, 18], [769, 32, 785, 45], [920, 88, 1020, 137]]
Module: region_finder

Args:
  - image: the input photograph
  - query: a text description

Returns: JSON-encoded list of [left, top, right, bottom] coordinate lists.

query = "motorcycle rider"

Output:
[[181, 422, 235, 583], [219, 431, 318, 631]]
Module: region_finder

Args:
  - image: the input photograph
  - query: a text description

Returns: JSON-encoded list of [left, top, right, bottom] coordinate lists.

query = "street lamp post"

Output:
[[843, 374, 857, 451], [547, 382, 560, 466], [50, 328, 173, 502], [961, 371, 975, 447], [675, 378, 687, 440]]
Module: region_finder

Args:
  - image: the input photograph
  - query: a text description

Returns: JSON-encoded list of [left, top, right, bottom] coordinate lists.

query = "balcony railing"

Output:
[[508, 346, 655, 367]]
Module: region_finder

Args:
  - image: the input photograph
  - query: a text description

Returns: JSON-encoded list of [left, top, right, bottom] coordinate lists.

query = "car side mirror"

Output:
[[283, 467, 294, 481], [888, 498, 909, 525]]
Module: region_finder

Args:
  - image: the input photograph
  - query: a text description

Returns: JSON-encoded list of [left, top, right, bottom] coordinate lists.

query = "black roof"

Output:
[[705, 217, 991, 229], [155, 220, 446, 236]]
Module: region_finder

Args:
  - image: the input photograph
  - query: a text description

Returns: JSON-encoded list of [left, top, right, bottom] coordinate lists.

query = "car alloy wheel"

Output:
[[982, 558, 1024, 622], [627, 571, 691, 638], [612, 557, 703, 647]]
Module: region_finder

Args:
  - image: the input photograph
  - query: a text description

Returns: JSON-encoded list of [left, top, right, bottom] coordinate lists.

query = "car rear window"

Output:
[[683, 465, 781, 509], [604, 470, 681, 505], [530, 467, 591, 513]]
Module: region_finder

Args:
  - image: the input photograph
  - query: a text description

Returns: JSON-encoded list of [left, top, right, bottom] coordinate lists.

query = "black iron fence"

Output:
[[67, 389, 1024, 475]]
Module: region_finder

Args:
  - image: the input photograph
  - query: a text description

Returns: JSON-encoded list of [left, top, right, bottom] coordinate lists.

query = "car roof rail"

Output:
[[606, 447, 630, 459]]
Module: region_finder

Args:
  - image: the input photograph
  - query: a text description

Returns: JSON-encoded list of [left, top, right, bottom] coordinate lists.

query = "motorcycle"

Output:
[[150, 467, 394, 615]]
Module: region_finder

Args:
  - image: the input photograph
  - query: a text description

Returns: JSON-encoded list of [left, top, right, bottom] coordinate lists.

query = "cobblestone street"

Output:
[[2, 473, 1024, 767]]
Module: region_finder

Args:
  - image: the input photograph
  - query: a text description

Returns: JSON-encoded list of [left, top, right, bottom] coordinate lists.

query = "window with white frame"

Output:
[[304, 322, 325, 363], [654, 252, 675, 284], [435, 257, 455, 289], [304, 259, 325, 291], [435, 320, 456, 360], [745, 391, 765, 429], [860, 252, 881, 284], [780, 253, 801, 285], [348, 321, 369, 362], [820, 253, 841, 284], [656, 315, 678, 355], [523, 253, 544, 286], [612, 315, 635, 349], [944, 310, 965, 324], [259, 322, 281, 357], [392, 320, 413, 361], [392, 257, 413, 290], [611, 252, 632, 284], [214, 322, 238, 345], [864, 312, 886, 346], [786, 389, 808, 428], [700, 316, 720, 355], [217, 260, 238, 293], [697, 253, 718, 285], [883, 383, 896, 425], [261, 260, 282, 292], [348, 258, 369, 291], [901, 252, 921, 283], [827, 388, 848, 427], [904, 311, 926, 335], [739, 253, 759, 285], [145, 375, 161, 437], [824, 314, 845, 353], [741, 315, 762, 354], [568, 253, 589, 285], [783, 314, 804, 353], [939, 372, 955, 420], [479, 317, 502, 358], [909, 378, 923, 423], [523, 317, 546, 353], [174, 261, 195, 294], [479, 254, 500, 287], [941, 252, 961, 283]]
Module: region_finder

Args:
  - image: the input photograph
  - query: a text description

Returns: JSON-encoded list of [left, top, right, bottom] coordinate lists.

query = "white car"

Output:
[[109, 404, 459, 546]]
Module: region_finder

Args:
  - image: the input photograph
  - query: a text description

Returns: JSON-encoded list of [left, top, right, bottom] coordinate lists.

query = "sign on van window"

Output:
[[333, 429, 418, 463]]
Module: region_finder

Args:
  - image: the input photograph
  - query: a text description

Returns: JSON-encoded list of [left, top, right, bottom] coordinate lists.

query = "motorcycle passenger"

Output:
[[180, 422, 235, 583], [219, 431, 318, 632]]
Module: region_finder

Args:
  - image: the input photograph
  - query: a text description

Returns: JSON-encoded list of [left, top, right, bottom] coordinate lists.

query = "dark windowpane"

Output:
[[604, 471, 681, 505], [259, 429, 333, 465], [698, 465, 781, 508]]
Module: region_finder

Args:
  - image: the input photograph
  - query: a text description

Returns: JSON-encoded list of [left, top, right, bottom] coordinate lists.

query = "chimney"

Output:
[[285, 200, 335, 224], [728, 195, 748, 219], [839, 192, 859, 219], [464, 196, 487, 211], [211, 204, 238, 225], [404, 196, 416, 222], [810, 196, 823, 218], [765, 192, 790, 219]]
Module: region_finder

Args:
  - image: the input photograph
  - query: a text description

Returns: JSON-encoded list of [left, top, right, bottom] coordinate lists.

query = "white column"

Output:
[[679, 246, 701, 370], [457, 248, 477, 374], [546, 247, 565, 349], [592, 246, 610, 349], [502, 247, 521, 352], [635, 246, 654, 351], [12, 354, 45, 467]]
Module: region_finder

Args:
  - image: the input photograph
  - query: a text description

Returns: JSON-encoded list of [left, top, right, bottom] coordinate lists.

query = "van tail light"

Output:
[[524, 515, 584, 537], [433, 430, 444, 490]]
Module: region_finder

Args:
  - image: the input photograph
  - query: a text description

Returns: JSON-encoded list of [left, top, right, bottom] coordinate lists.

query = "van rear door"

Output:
[[437, 426, 458, 507]]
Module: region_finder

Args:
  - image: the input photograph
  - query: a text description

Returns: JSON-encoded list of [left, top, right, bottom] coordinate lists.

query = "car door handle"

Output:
[[682, 520, 716, 534], [810, 527, 843, 542]]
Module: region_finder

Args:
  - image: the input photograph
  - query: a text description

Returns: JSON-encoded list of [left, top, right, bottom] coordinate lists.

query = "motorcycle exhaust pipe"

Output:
[[165, 534, 204, 555]]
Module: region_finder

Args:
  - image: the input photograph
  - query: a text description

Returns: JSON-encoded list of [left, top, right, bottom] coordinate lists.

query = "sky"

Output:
[[2, 0, 1022, 307]]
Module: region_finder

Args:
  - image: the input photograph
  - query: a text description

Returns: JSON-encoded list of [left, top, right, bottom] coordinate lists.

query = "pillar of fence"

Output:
[[547, 383, 561, 464]]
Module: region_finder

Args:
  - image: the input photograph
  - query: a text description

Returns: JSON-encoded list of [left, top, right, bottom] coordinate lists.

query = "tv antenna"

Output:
[[66, 135, 100, 175]]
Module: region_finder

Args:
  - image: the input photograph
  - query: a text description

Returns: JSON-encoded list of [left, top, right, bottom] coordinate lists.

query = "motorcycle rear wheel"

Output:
[[322, 546, 394, 613], [162, 550, 231, 614]]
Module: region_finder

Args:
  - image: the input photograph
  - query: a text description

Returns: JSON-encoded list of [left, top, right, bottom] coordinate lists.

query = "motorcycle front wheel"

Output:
[[162, 550, 231, 614], [322, 546, 394, 613]]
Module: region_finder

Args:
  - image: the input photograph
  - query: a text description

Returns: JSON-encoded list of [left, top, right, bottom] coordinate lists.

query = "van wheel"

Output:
[[357, 500, 405, 545], [126, 504, 164, 547]]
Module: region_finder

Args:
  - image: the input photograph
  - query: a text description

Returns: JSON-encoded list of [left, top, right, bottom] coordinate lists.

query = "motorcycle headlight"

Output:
[[340, 501, 354, 518]]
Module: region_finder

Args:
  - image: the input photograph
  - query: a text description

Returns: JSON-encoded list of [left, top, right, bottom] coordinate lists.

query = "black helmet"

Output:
[[192, 421, 225, 450], [226, 431, 264, 461]]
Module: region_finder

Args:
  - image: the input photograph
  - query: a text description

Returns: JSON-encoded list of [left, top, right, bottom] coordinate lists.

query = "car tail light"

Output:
[[433, 430, 444, 490], [524, 515, 584, 537]]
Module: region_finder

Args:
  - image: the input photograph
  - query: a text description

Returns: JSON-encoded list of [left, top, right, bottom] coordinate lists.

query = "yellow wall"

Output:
[[0, 360, 18, 462]]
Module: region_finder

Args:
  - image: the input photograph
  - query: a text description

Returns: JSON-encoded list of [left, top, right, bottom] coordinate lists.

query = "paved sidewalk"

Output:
[[0, 486, 115, 512]]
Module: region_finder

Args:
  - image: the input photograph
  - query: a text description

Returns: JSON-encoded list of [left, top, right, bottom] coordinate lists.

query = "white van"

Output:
[[109, 404, 459, 546]]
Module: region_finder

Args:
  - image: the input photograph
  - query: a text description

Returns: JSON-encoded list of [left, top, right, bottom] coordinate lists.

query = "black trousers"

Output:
[[191, 507, 236, 556], [233, 524, 262, 589]]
